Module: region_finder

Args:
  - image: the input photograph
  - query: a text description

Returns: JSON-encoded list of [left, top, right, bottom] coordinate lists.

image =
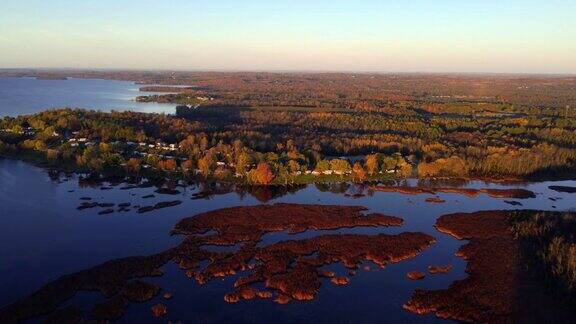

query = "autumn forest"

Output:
[[1, 71, 575, 184]]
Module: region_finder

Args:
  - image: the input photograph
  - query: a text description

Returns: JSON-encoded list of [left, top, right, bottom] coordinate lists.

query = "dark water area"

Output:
[[1, 159, 575, 323], [0, 77, 176, 117]]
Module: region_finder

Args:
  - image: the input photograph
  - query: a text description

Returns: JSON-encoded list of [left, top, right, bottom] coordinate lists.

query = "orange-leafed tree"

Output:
[[352, 162, 367, 182], [158, 159, 177, 171], [249, 162, 275, 185], [125, 158, 141, 174], [365, 154, 379, 175]]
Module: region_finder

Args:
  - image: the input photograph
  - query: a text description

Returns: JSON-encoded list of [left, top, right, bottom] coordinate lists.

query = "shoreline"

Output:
[[2, 154, 575, 187]]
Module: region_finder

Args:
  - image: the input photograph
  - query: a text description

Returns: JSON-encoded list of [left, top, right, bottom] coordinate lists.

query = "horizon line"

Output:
[[1, 67, 576, 77]]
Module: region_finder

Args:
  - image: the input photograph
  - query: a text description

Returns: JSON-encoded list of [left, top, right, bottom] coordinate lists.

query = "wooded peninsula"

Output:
[[1, 71, 575, 184]]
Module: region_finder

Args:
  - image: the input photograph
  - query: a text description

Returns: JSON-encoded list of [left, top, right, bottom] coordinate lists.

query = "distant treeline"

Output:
[[2, 70, 576, 112]]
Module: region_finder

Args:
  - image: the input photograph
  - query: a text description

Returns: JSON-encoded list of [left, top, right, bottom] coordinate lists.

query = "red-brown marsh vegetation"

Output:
[[372, 186, 536, 199], [428, 265, 453, 274], [404, 210, 575, 323], [407, 271, 426, 280], [0, 203, 435, 322]]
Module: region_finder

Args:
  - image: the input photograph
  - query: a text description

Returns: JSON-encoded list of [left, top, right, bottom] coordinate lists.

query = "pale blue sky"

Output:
[[1, 0, 575, 73]]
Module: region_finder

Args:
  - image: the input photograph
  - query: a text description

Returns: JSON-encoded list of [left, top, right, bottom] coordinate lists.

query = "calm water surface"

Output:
[[0, 77, 176, 116], [1, 159, 575, 323]]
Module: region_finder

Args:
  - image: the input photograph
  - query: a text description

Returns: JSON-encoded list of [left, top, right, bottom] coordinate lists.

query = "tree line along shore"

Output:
[[1, 105, 575, 184]]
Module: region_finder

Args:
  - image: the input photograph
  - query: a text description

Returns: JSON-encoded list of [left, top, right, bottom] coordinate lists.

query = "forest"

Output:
[[510, 210, 576, 304], [2, 70, 575, 113], [1, 105, 575, 184], [1, 70, 575, 184]]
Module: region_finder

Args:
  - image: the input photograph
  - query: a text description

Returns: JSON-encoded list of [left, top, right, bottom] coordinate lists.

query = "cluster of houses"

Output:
[[68, 137, 94, 147], [1, 127, 37, 136], [67, 137, 187, 161], [68, 137, 180, 150], [55, 134, 399, 176], [1, 127, 62, 137], [4, 127, 402, 177], [62, 136, 375, 177], [65, 136, 196, 171]]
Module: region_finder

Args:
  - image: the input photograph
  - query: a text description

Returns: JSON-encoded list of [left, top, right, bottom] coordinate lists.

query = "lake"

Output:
[[0, 77, 177, 117], [1, 158, 574, 323]]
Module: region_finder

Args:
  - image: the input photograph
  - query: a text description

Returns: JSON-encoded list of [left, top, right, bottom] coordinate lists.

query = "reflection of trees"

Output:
[[314, 182, 350, 194], [192, 181, 236, 200], [349, 183, 368, 194], [416, 178, 470, 188], [77, 175, 103, 188], [236, 184, 306, 203]]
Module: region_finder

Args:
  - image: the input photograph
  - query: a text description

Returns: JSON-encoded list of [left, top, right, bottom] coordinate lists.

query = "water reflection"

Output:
[[1, 159, 576, 323], [45, 170, 540, 205]]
